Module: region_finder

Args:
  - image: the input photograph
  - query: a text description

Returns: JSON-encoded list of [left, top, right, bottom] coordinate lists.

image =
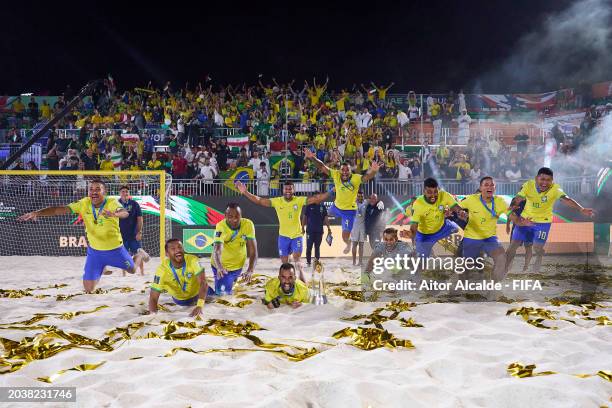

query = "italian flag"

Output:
[[227, 135, 249, 147]]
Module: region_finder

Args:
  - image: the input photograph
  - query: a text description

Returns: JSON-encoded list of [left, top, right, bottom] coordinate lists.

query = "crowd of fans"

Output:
[[1, 77, 605, 191]]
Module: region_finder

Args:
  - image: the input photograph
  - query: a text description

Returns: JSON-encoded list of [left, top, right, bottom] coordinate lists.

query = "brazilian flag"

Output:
[[270, 156, 295, 174], [183, 229, 215, 254], [223, 167, 254, 193]]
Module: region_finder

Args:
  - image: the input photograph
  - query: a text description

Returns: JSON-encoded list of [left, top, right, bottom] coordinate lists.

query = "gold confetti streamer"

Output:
[[507, 363, 557, 378], [332, 327, 414, 351], [55, 287, 135, 301], [163, 346, 319, 362], [0, 306, 109, 328], [37, 361, 106, 383], [214, 299, 253, 308], [341, 301, 422, 329], [506, 307, 560, 330], [508, 364, 612, 383], [0, 284, 69, 299]]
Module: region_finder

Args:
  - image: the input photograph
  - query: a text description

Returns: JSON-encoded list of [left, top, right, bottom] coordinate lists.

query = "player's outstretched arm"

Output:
[[18, 206, 71, 221], [560, 196, 594, 217], [303, 148, 330, 175], [190, 272, 208, 317], [102, 208, 129, 219], [508, 212, 534, 227], [213, 243, 227, 278], [236, 181, 271, 207], [306, 191, 330, 205], [362, 161, 380, 182]]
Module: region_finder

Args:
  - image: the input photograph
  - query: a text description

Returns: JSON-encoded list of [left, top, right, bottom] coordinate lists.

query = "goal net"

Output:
[[0, 171, 172, 258]]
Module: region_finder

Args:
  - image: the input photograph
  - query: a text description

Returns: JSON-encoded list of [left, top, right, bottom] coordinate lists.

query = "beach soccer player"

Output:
[[505, 167, 594, 273], [236, 180, 328, 282], [403, 177, 462, 259], [210, 203, 258, 295], [458, 176, 532, 281], [263, 263, 310, 309], [304, 147, 380, 254], [17, 179, 149, 292], [148, 239, 211, 317], [505, 199, 533, 272]]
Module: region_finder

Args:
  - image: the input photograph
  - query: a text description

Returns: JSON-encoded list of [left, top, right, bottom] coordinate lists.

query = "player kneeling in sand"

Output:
[[148, 239, 212, 317], [18, 179, 149, 293], [263, 263, 310, 309], [364, 228, 415, 284]]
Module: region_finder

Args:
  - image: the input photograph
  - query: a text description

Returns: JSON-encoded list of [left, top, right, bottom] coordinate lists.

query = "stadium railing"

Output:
[[165, 176, 595, 198]]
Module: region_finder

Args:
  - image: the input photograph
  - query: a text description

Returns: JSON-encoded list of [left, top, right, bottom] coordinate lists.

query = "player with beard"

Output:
[[402, 177, 462, 258], [506, 167, 594, 273], [263, 263, 310, 309], [148, 239, 211, 317], [364, 228, 415, 285], [457, 176, 532, 281], [304, 148, 380, 254]]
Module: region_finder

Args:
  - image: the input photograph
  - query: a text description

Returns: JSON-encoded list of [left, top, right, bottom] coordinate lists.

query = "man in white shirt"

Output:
[[198, 158, 217, 195], [457, 109, 472, 145], [248, 150, 269, 173], [356, 108, 372, 130], [458, 90, 466, 113], [397, 158, 413, 196], [256, 162, 270, 196]]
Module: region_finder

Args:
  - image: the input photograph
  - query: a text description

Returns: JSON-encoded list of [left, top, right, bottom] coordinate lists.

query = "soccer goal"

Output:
[[0, 170, 172, 259]]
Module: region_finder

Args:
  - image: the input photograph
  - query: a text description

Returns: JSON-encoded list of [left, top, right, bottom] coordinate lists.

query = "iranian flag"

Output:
[[227, 135, 249, 147], [110, 151, 123, 169], [121, 133, 140, 143]]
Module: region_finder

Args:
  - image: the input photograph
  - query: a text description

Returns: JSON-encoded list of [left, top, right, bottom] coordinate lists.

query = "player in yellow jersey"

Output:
[[236, 180, 328, 282], [18, 180, 149, 292], [211, 203, 258, 295], [304, 148, 380, 254], [458, 177, 532, 281], [148, 239, 211, 317], [404, 178, 462, 258], [263, 263, 310, 309], [506, 167, 594, 273]]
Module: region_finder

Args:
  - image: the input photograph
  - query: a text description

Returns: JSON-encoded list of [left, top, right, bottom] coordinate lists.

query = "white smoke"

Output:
[[473, 0, 612, 92]]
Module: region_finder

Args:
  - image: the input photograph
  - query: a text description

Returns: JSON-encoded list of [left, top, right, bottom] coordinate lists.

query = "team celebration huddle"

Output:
[[17, 146, 594, 312]]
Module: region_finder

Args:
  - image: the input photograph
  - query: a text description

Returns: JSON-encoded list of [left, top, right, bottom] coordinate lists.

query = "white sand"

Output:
[[0, 256, 611, 408]]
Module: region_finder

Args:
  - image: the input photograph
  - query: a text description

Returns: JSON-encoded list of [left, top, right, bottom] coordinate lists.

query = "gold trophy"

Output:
[[310, 259, 328, 305]]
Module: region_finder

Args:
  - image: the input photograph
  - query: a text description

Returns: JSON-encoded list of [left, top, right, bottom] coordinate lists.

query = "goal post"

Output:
[[0, 170, 171, 260]]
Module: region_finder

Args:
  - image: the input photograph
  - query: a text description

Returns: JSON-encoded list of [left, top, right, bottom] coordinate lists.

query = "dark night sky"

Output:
[[2, 1, 574, 95]]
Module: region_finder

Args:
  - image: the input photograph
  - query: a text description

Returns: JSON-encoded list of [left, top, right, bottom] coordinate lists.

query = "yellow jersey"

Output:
[[151, 254, 204, 300], [460, 194, 509, 239], [517, 179, 566, 223], [99, 160, 115, 171], [330, 169, 363, 210], [68, 197, 123, 250], [409, 191, 458, 234], [211, 218, 256, 271], [270, 196, 308, 239], [264, 277, 310, 304]]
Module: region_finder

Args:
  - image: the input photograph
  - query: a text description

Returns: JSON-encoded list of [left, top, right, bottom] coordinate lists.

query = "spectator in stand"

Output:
[[216, 138, 230, 171], [256, 162, 270, 196], [457, 108, 471, 145], [430, 99, 442, 144], [458, 90, 466, 113], [450, 154, 471, 182], [81, 148, 98, 170], [236, 147, 249, 168], [505, 157, 522, 182], [514, 128, 530, 154], [147, 153, 163, 170], [100, 154, 115, 171], [172, 153, 188, 179], [197, 158, 217, 195], [435, 141, 450, 177]]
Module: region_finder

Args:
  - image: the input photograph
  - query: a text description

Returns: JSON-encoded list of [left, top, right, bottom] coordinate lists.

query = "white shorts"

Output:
[[351, 227, 366, 242]]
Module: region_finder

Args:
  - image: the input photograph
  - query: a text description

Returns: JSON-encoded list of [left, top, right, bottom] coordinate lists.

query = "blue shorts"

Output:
[[415, 219, 459, 258], [278, 236, 303, 257], [329, 204, 357, 232], [84, 246, 134, 281], [462, 237, 502, 258], [211, 266, 243, 295], [122, 239, 142, 254], [172, 295, 199, 306], [511, 223, 551, 245], [510, 225, 534, 246]]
